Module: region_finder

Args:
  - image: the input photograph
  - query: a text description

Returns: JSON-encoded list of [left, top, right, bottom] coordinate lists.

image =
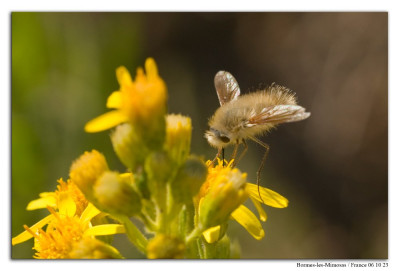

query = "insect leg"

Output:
[[249, 136, 270, 204], [235, 139, 248, 166], [222, 148, 225, 167], [230, 141, 240, 165], [212, 148, 223, 165]]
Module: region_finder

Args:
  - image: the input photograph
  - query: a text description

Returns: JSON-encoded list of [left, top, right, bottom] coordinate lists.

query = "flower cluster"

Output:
[[12, 58, 289, 259]]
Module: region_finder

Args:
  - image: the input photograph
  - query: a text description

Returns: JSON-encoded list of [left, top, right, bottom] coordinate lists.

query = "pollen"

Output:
[[119, 58, 167, 125], [55, 179, 88, 217], [27, 209, 88, 259], [69, 150, 109, 197]]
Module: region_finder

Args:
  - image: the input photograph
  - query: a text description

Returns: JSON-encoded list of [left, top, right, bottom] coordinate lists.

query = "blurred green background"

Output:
[[11, 12, 387, 259]]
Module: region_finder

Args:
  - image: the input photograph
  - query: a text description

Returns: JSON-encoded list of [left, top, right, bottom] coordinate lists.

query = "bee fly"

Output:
[[205, 71, 310, 200]]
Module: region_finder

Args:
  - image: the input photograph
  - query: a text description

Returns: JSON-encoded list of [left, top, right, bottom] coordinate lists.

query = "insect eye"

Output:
[[219, 135, 230, 143]]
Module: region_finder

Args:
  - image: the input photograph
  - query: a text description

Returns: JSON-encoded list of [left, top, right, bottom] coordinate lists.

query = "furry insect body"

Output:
[[205, 70, 310, 202], [205, 85, 300, 149]]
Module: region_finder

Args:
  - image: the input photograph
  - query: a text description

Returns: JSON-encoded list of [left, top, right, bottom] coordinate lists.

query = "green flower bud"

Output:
[[110, 123, 149, 170], [134, 171, 151, 200], [144, 151, 173, 206], [69, 238, 124, 259], [93, 171, 142, 216], [165, 114, 192, 166], [147, 234, 185, 259], [145, 151, 173, 186], [171, 156, 207, 204]]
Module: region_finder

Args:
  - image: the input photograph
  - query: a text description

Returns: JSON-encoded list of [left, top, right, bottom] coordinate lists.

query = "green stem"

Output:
[[197, 238, 205, 259], [185, 226, 202, 244], [113, 214, 148, 254], [140, 213, 157, 232], [153, 184, 168, 233]]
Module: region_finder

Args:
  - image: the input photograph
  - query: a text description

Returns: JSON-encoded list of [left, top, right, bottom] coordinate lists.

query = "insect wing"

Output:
[[214, 71, 241, 106], [247, 105, 310, 126]]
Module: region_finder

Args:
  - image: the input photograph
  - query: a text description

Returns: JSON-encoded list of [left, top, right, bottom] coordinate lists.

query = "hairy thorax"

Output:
[[209, 89, 297, 142]]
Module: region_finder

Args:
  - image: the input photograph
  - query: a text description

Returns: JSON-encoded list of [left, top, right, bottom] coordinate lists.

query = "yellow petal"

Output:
[[26, 195, 57, 210], [145, 57, 159, 80], [120, 172, 134, 186], [84, 110, 129, 133], [80, 203, 101, 223], [116, 66, 133, 87], [106, 91, 122, 109], [250, 197, 267, 222], [84, 224, 125, 237], [202, 225, 221, 244], [58, 192, 76, 217], [39, 192, 55, 198], [246, 183, 289, 208], [231, 205, 265, 240], [119, 172, 133, 179], [12, 214, 53, 245]]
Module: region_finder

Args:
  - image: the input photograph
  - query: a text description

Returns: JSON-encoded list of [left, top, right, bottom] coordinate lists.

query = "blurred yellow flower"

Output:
[[69, 237, 124, 259], [26, 178, 88, 217], [12, 177, 125, 259], [85, 57, 167, 133], [12, 198, 124, 259]]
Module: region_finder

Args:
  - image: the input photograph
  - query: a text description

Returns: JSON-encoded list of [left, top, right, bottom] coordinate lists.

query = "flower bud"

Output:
[[144, 151, 172, 188], [69, 150, 109, 200], [110, 123, 149, 170], [147, 234, 185, 259], [69, 238, 123, 259], [93, 171, 142, 216], [165, 114, 192, 166], [171, 156, 207, 204], [134, 171, 151, 200]]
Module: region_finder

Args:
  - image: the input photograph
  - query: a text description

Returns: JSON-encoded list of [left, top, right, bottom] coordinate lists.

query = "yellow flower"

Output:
[[84, 58, 167, 133], [26, 178, 88, 217], [199, 159, 289, 243], [12, 197, 125, 259], [197, 159, 248, 230]]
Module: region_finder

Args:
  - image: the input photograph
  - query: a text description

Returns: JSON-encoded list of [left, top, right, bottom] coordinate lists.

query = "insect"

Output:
[[205, 71, 310, 200]]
